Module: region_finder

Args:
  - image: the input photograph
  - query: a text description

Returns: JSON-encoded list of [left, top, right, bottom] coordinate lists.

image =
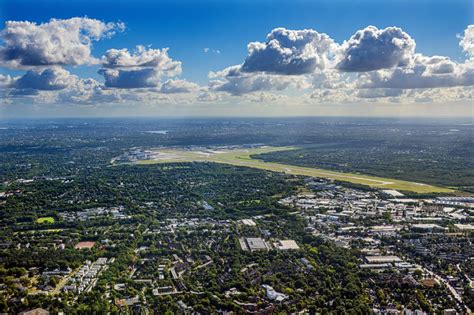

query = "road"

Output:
[[418, 264, 472, 314], [51, 267, 79, 295]]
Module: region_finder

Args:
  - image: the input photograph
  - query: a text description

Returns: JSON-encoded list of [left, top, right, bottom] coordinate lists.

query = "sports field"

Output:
[[137, 146, 454, 193], [36, 217, 55, 224]]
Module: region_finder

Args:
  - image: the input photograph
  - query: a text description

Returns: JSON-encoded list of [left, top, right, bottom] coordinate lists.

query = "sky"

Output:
[[0, 0, 473, 118]]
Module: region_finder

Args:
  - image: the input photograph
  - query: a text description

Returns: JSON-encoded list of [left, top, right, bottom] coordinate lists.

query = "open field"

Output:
[[36, 216, 55, 224], [137, 146, 455, 193]]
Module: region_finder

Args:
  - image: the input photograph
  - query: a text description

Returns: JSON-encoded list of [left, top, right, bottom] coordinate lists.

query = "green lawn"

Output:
[[135, 146, 455, 194], [36, 216, 55, 224]]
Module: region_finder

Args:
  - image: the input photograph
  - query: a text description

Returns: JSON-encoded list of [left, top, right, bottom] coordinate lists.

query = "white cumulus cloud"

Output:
[[0, 74, 14, 88], [337, 26, 415, 72], [209, 65, 311, 95], [0, 17, 124, 68], [358, 54, 474, 89], [459, 25, 474, 58], [99, 46, 183, 88], [101, 46, 181, 74], [241, 28, 338, 75], [14, 67, 78, 91], [98, 68, 161, 89], [160, 79, 199, 94]]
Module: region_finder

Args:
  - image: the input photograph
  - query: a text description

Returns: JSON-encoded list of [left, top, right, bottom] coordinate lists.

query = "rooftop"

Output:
[[365, 255, 402, 264], [246, 238, 268, 251], [276, 240, 300, 250]]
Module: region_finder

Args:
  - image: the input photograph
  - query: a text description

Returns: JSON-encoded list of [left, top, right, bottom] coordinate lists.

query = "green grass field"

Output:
[[136, 146, 455, 194], [36, 216, 55, 224]]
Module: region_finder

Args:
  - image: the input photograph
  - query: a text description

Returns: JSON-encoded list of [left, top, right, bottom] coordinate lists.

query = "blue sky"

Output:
[[2, 0, 472, 83], [0, 0, 473, 117]]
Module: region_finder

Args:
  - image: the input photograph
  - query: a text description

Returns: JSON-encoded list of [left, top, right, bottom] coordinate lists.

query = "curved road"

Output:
[[417, 264, 472, 314]]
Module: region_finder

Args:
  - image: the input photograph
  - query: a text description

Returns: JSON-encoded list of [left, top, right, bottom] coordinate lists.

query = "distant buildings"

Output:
[[360, 255, 412, 271], [63, 258, 110, 294], [240, 237, 268, 252], [240, 219, 257, 226], [454, 224, 474, 231], [239, 237, 299, 251], [153, 286, 177, 296], [115, 296, 140, 307], [381, 190, 404, 197], [114, 149, 152, 163], [60, 206, 129, 222], [274, 240, 300, 250], [410, 224, 447, 232], [262, 284, 288, 302], [365, 256, 403, 264]]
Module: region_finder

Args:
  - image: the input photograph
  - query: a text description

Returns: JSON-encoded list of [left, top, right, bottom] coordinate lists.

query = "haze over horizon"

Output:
[[1, 0, 473, 118]]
